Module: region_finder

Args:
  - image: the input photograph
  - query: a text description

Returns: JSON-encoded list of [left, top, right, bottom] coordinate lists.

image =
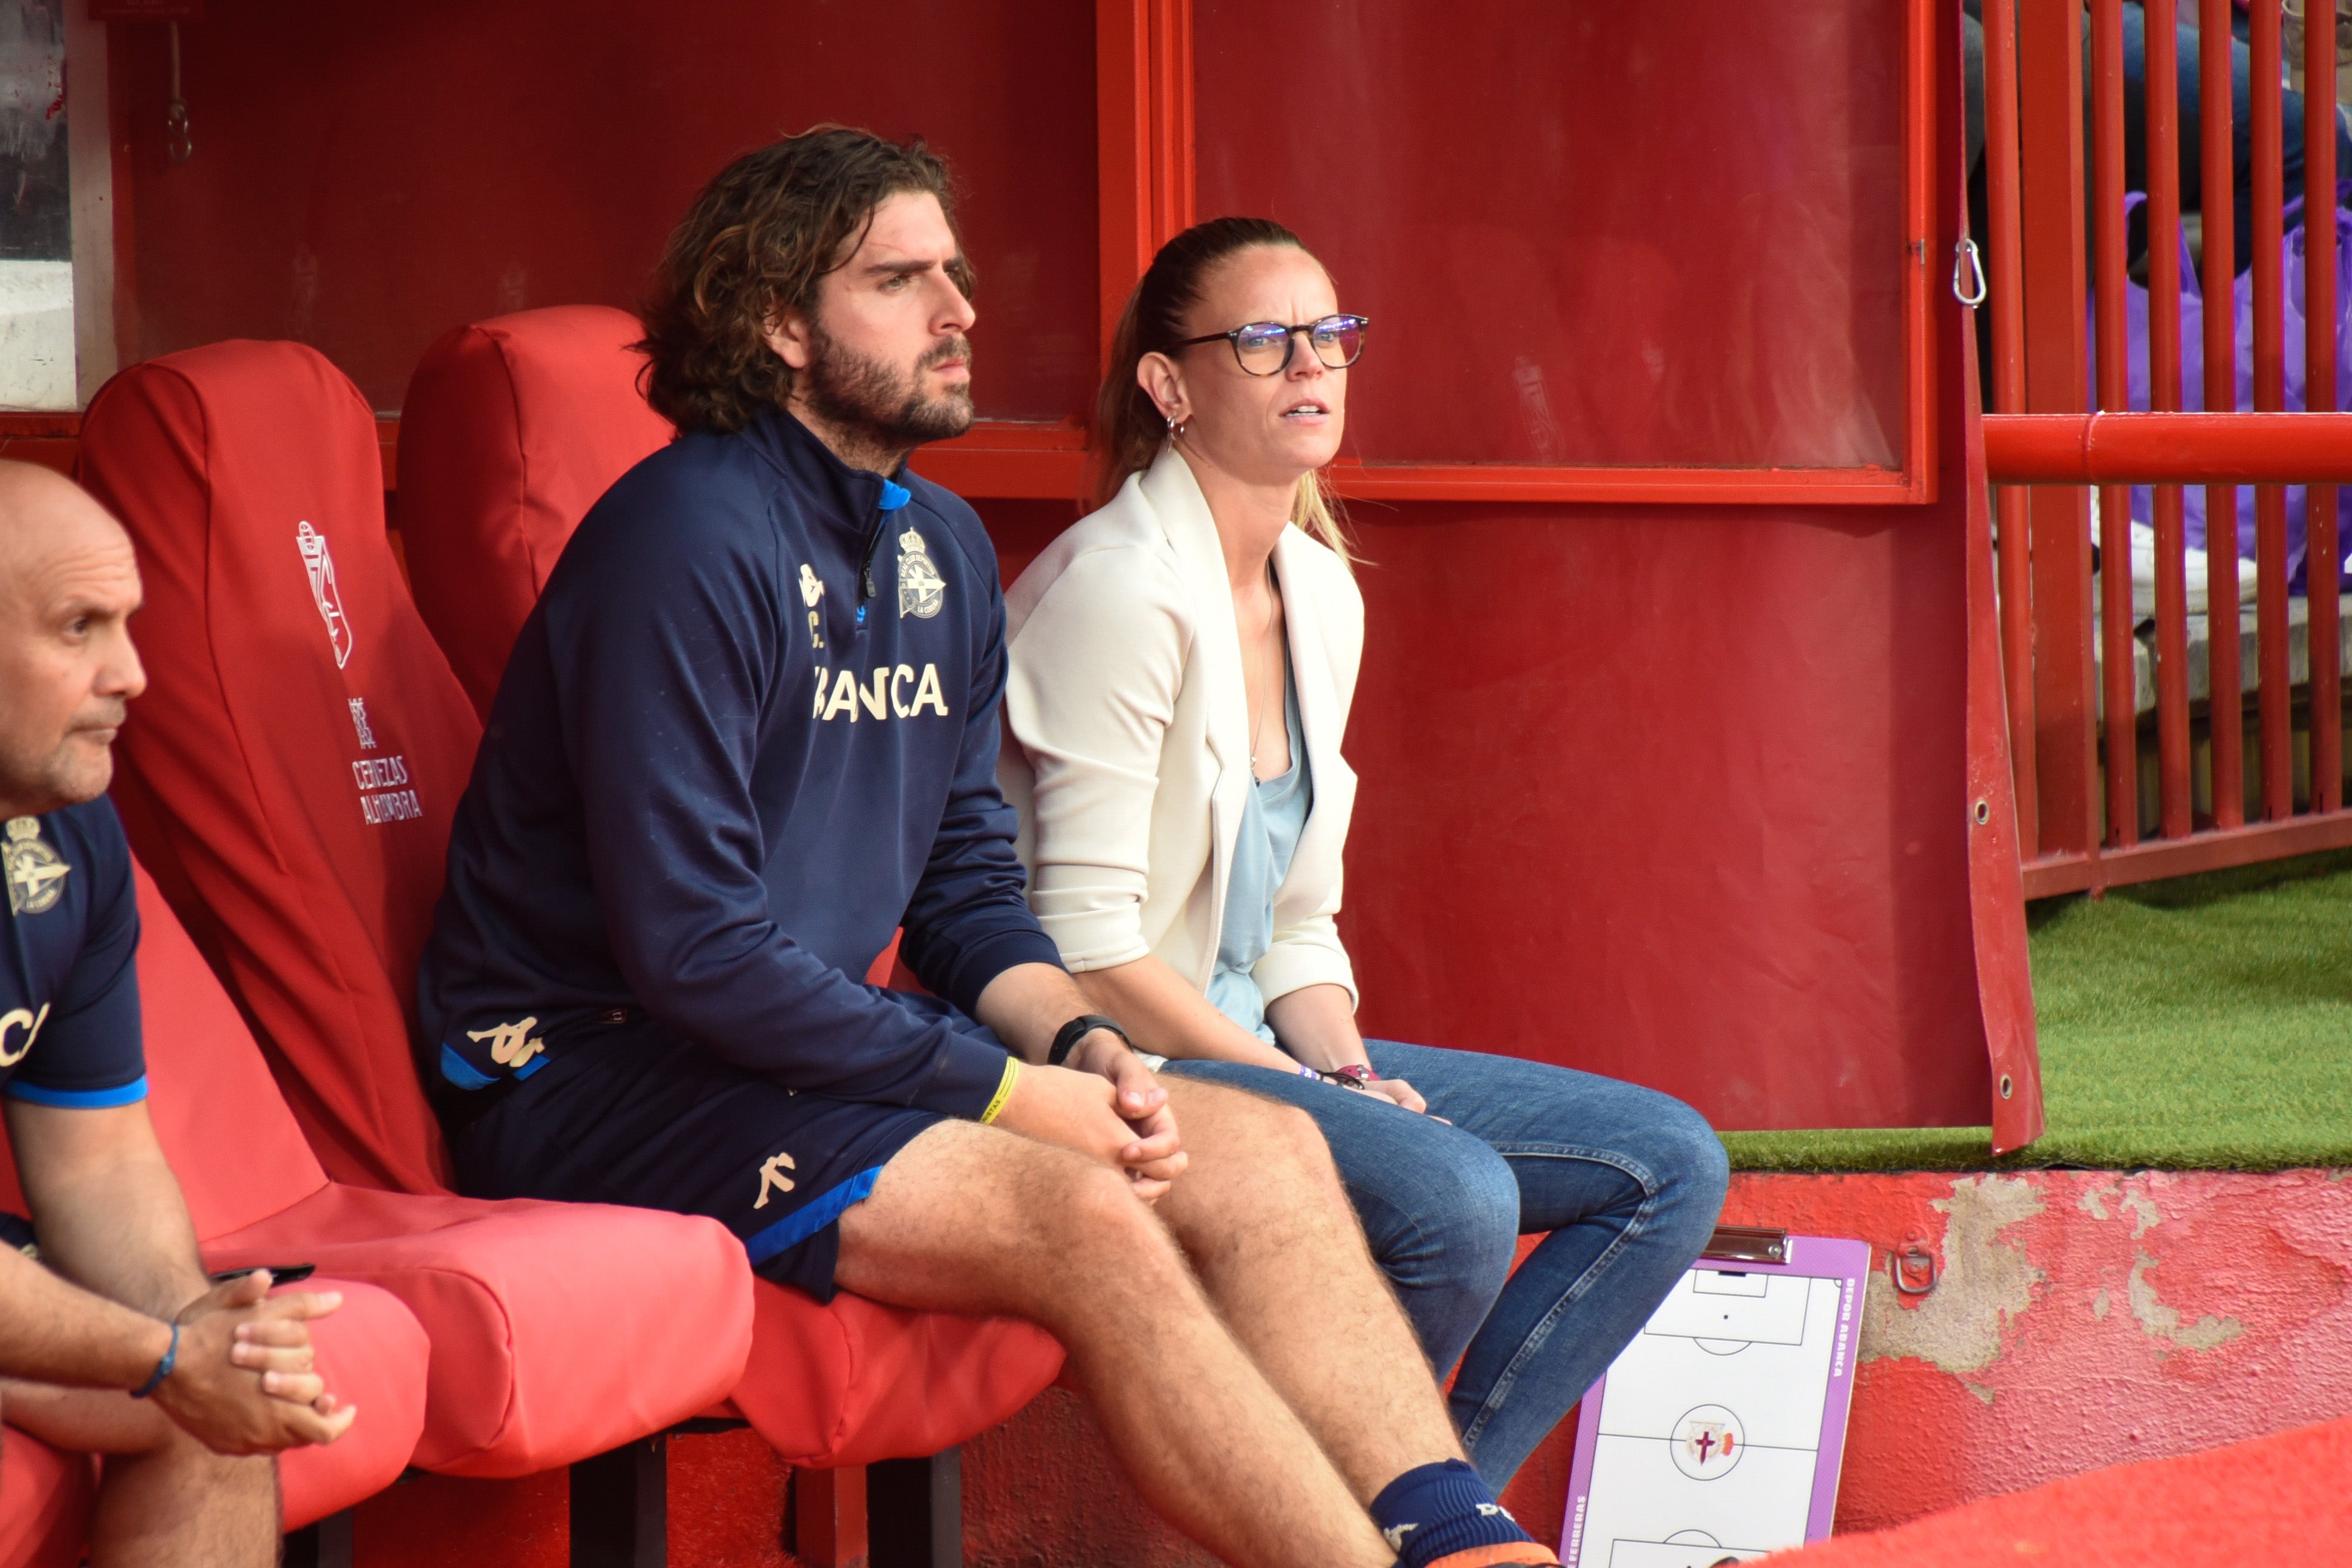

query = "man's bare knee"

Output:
[[1177, 1082, 1345, 1195]]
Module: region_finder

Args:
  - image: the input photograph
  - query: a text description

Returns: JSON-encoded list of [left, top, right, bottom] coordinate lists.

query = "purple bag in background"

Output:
[[2109, 192, 2352, 591]]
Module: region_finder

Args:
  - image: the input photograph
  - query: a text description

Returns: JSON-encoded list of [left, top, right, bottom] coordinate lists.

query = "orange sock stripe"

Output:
[[1423, 1545, 1558, 1568]]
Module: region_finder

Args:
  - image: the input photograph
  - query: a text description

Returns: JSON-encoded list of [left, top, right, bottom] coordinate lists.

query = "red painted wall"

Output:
[[104, 4, 2004, 1136], [109, 0, 1097, 416]]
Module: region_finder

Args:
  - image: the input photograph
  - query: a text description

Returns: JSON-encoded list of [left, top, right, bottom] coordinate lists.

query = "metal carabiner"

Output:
[[165, 24, 193, 166], [1952, 237, 1988, 308]]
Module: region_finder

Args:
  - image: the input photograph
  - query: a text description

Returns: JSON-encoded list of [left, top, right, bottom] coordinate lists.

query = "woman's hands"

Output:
[[1358, 1075, 1428, 1114]]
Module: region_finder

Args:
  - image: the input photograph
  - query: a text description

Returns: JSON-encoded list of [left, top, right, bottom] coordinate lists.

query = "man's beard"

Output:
[[798, 323, 975, 456]]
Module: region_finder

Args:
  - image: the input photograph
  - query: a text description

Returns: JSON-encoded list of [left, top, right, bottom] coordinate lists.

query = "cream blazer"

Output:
[[1001, 446, 1362, 1006]]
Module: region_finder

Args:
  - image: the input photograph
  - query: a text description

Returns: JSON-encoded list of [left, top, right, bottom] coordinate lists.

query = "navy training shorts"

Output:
[[450, 1012, 991, 1301]]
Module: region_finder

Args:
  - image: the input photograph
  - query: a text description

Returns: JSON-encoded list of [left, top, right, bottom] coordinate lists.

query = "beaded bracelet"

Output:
[[131, 1322, 179, 1399]]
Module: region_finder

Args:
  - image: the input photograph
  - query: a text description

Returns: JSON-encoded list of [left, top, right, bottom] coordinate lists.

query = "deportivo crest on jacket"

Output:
[[899, 529, 945, 619]]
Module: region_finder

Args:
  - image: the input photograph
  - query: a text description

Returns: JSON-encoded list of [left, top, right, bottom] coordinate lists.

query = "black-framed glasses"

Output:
[[1173, 314, 1370, 376]]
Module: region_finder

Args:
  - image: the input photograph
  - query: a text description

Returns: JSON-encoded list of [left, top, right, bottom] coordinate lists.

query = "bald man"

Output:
[[0, 461, 355, 1567]]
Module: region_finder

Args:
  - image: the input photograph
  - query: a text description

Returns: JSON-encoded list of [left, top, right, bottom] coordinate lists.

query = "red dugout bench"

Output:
[[74, 339, 1060, 1560]]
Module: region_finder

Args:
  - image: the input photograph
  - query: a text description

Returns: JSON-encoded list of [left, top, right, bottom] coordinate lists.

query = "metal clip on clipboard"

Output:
[[1700, 1225, 1789, 1265]]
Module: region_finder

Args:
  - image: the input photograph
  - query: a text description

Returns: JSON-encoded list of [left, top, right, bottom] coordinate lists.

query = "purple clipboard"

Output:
[[1560, 1235, 1870, 1568]]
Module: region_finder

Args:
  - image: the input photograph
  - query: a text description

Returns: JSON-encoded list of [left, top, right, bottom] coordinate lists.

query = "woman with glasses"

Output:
[[1000, 216, 1729, 1490]]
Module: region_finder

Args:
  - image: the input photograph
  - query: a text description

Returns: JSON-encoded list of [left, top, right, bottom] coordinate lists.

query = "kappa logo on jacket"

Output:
[[296, 520, 354, 669], [811, 663, 951, 722], [466, 1016, 545, 1069]]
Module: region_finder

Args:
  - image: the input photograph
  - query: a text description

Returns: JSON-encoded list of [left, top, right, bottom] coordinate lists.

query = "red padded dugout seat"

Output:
[[85, 339, 1060, 1466], [77, 345, 755, 1477], [401, 305, 673, 718], [0, 866, 428, 1532]]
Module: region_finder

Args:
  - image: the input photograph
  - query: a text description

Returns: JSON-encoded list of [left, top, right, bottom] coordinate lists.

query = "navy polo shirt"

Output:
[[0, 798, 148, 1110]]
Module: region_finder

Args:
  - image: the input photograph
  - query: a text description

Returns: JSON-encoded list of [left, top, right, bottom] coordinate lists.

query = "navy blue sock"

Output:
[[1368, 1460, 1543, 1568]]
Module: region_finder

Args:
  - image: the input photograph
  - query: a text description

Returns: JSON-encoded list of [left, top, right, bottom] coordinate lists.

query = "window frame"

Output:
[[918, 0, 1940, 505]]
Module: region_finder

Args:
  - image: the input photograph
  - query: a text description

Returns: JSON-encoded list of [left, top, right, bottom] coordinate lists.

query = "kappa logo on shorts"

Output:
[[4, 818, 69, 917], [296, 521, 354, 669], [465, 1016, 546, 1070], [754, 1152, 797, 1209], [897, 529, 944, 619]]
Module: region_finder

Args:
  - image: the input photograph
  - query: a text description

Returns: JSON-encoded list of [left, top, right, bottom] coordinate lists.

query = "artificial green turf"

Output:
[[1719, 847, 2352, 1172]]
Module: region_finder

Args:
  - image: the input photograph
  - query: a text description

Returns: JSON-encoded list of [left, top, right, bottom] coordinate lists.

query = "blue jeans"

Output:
[[1159, 1040, 1729, 1489]]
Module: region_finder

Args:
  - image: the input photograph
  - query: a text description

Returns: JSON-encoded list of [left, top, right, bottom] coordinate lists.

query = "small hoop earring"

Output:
[[1165, 413, 1186, 439]]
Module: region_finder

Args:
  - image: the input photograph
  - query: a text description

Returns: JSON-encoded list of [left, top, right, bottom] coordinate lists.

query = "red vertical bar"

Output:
[[2307, 0, 2343, 812], [793, 1466, 869, 1568], [2147, 0, 2194, 837], [2204, 0, 2246, 826], [1906, 0, 1940, 502], [1984, 0, 2039, 853], [1147, 0, 1195, 246], [107, 22, 140, 369], [2093, 0, 2139, 845], [2021, 0, 2101, 863], [1097, 0, 1153, 372], [2252, 0, 2294, 817]]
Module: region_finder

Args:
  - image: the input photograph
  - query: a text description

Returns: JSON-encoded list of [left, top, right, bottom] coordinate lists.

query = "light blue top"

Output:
[[1206, 661, 1313, 1043]]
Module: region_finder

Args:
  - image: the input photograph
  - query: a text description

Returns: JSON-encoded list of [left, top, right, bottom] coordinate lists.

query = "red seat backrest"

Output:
[[0, 859, 330, 1241], [399, 306, 673, 718], [78, 342, 479, 1195]]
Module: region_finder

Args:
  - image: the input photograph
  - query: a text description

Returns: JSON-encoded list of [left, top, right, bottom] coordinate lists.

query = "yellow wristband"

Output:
[[979, 1055, 1021, 1125]]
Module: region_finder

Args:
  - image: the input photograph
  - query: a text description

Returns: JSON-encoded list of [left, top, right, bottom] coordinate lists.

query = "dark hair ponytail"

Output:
[[1091, 216, 1351, 565]]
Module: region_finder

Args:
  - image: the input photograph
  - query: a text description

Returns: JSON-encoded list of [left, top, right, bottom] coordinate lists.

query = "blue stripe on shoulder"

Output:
[[742, 1166, 884, 1266], [4, 1076, 149, 1109]]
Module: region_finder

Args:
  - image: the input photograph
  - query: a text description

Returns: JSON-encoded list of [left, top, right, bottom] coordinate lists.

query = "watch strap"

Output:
[[1048, 1013, 1131, 1067]]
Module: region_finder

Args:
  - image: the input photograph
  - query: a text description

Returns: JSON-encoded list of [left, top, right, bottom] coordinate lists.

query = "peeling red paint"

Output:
[[1721, 1170, 2352, 1534]]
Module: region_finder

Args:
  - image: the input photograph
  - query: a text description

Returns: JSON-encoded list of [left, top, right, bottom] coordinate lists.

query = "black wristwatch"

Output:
[[1048, 1013, 1133, 1067]]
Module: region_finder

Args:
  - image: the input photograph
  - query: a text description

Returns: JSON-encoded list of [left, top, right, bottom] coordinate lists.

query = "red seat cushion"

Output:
[[209, 1184, 750, 1477], [400, 306, 673, 717], [0, 1429, 93, 1568], [274, 1278, 430, 1526], [80, 342, 475, 1196], [121, 860, 754, 1477], [725, 1285, 1059, 1468]]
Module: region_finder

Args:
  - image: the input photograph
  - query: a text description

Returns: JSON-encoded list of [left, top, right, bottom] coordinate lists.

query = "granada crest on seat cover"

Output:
[[297, 520, 354, 668]]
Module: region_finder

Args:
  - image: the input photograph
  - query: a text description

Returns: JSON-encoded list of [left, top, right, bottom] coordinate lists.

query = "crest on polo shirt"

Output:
[[898, 529, 944, 619], [4, 818, 69, 917]]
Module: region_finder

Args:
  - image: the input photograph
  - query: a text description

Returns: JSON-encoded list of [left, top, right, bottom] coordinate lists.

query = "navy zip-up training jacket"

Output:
[[418, 406, 1062, 1119]]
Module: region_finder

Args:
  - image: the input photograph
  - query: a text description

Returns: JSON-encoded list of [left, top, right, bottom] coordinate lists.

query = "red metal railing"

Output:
[[1983, 0, 2352, 896]]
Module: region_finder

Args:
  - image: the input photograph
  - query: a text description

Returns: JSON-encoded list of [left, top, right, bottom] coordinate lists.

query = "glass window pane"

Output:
[[0, 0, 75, 411], [1195, 1, 1910, 469], [124, 0, 1096, 419]]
